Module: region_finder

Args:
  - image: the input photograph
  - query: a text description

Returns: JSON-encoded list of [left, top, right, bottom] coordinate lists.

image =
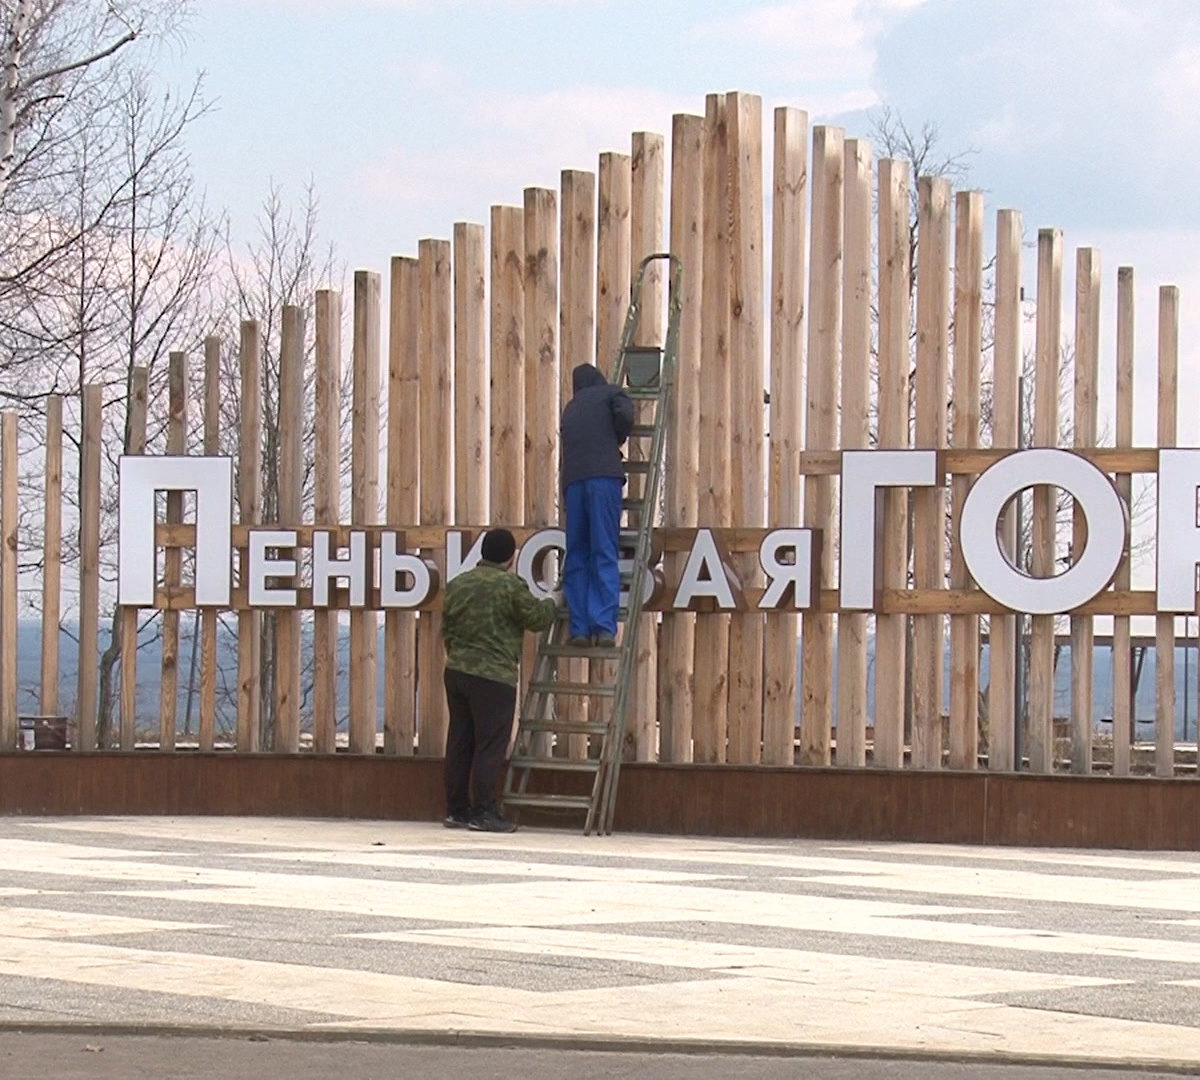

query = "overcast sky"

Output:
[[159, 0, 1200, 455]]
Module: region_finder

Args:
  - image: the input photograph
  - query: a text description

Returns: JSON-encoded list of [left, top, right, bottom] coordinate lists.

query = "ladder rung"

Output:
[[626, 387, 661, 400], [542, 644, 622, 660], [528, 681, 616, 697], [503, 793, 594, 810], [622, 498, 649, 512], [629, 424, 656, 438], [624, 461, 652, 474], [509, 756, 601, 773], [520, 720, 610, 735]]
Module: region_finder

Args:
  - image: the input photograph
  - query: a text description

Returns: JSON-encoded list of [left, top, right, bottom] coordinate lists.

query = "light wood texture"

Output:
[[1070, 249, 1100, 774], [119, 371, 148, 750], [159, 353, 188, 752], [725, 96, 765, 766], [0, 411, 16, 750], [835, 135, 868, 766], [40, 395, 62, 718], [596, 152, 631, 376], [987, 210, 1021, 772], [1112, 266, 1135, 777], [660, 113, 704, 764], [387, 256, 421, 755], [1029, 229, 1063, 774], [351, 272, 382, 755], [1156, 284, 1179, 779], [275, 307, 304, 753], [77, 383, 103, 751], [490, 206, 525, 523], [873, 158, 912, 770], [198, 337, 221, 752], [455, 224, 488, 527], [236, 321, 262, 753], [799, 124, 843, 767], [694, 93, 731, 763], [313, 291, 342, 754], [911, 175, 950, 770], [948, 191, 983, 770], [630, 130, 664, 763], [560, 170, 596, 759]]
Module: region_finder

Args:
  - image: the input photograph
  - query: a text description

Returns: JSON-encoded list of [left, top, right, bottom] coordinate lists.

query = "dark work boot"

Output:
[[469, 807, 518, 833]]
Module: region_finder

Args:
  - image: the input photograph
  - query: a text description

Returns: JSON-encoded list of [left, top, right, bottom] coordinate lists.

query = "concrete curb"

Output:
[[0, 1022, 1197, 1074]]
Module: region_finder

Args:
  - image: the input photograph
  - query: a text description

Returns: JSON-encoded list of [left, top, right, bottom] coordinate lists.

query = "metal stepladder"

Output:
[[501, 252, 683, 836]]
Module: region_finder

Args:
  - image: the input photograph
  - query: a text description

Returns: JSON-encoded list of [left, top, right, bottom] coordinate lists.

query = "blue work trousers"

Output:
[[563, 476, 623, 639]]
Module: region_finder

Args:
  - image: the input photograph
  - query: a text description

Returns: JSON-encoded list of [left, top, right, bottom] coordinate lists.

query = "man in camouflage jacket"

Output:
[[441, 528, 557, 832]]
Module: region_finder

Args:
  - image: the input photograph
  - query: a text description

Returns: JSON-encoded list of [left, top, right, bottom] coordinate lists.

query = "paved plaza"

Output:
[[1, 817, 1199, 1075]]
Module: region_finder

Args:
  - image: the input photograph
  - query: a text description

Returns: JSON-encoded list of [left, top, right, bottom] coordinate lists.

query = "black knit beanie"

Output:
[[481, 528, 516, 565]]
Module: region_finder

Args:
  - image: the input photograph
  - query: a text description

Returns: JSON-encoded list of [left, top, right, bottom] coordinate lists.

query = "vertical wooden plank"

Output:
[[0, 411, 17, 750], [119, 372, 148, 750], [1156, 284, 1179, 779], [159, 353, 187, 752], [1029, 228, 1063, 774], [313, 290, 342, 754], [198, 337, 221, 752], [949, 191, 984, 770], [874, 158, 912, 770], [596, 153, 632, 375], [455, 225, 488, 526], [911, 176, 951, 770], [799, 124, 843, 767], [835, 135, 868, 767], [1112, 266, 1135, 777], [236, 321, 262, 753], [490, 205, 525, 527], [629, 130, 664, 763], [988, 210, 1022, 772], [275, 307, 304, 753], [1071, 248, 1101, 774], [77, 383, 102, 751], [386, 256, 420, 755], [40, 395, 62, 718], [350, 272, 382, 755], [559, 171, 595, 759], [661, 114, 704, 764], [694, 92, 731, 763], [725, 96, 766, 766]]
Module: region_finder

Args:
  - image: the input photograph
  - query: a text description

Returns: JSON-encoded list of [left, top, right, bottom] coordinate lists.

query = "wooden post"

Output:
[[836, 135, 868, 767], [1156, 285, 1179, 779], [661, 115, 704, 764], [799, 124, 843, 767], [911, 176, 951, 770], [948, 191, 984, 771], [0, 411, 16, 750], [77, 383, 102, 751], [313, 290, 342, 754], [559, 171, 595, 759], [455, 225, 488, 527], [119, 371, 148, 750], [1112, 267, 1135, 777], [159, 353, 188, 751], [351, 272, 382, 755], [725, 96, 765, 766], [417, 245, 451, 756], [1070, 249, 1100, 774], [630, 131, 664, 763], [237, 321, 262, 753], [490, 205, 525, 526], [873, 158, 912, 770], [1029, 228, 1063, 774], [199, 337, 221, 751], [386, 256, 420, 755], [988, 210, 1022, 772], [40, 395, 62, 718], [275, 307, 304, 753], [694, 92, 731, 763]]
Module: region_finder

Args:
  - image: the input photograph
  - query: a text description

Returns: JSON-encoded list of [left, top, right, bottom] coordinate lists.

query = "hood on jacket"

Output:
[[572, 363, 608, 393]]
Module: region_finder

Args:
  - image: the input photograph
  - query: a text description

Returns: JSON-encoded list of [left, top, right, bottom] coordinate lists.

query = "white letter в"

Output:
[[1157, 449, 1200, 612], [118, 456, 233, 607], [960, 448, 1127, 615], [839, 451, 938, 610]]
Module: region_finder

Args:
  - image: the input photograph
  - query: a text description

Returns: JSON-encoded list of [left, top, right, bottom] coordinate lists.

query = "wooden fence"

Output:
[[0, 87, 1195, 778]]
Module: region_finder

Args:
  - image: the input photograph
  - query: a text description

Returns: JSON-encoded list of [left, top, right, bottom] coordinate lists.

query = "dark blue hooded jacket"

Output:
[[560, 363, 635, 490]]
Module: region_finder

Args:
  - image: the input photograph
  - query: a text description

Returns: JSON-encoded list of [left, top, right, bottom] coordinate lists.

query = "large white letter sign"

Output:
[[311, 530, 369, 607], [839, 451, 938, 609], [960, 448, 1127, 615], [758, 529, 817, 609], [118, 455, 233, 607], [248, 531, 300, 607], [516, 529, 565, 599], [672, 529, 743, 610], [446, 530, 486, 580], [1157, 449, 1200, 612], [379, 533, 438, 608]]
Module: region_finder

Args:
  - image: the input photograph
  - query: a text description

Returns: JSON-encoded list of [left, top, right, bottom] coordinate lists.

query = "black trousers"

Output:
[[443, 668, 517, 816]]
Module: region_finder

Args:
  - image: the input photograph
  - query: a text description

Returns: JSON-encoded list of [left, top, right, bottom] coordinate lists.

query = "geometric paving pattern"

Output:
[[1, 817, 1199, 1067]]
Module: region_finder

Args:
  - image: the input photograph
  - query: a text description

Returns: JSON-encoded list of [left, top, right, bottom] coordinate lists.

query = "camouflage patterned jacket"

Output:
[[441, 560, 557, 685]]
